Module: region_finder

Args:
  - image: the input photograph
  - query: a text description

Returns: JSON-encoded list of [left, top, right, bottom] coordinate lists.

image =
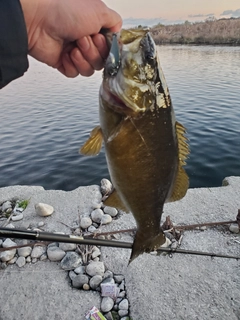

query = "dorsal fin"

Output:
[[167, 121, 190, 202], [79, 126, 103, 156], [104, 189, 130, 213]]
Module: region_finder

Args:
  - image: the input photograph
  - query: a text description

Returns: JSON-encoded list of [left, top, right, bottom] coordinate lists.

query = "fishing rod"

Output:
[[0, 227, 239, 260]]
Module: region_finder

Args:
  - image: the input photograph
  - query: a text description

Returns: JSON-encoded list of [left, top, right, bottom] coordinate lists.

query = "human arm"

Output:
[[0, 0, 28, 88], [20, 0, 122, 77], [0, 0, 122, 88]]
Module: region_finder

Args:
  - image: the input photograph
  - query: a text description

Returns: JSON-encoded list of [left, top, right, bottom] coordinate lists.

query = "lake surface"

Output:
[[1, 45, 240, 191]]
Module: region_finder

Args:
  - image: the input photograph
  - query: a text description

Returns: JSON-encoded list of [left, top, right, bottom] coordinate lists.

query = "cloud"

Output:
[[188, 13, 214, 18], [221, 8, 240, 17]]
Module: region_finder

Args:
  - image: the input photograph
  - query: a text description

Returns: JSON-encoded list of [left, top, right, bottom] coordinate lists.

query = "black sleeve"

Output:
[[0, 0, 29, 89]]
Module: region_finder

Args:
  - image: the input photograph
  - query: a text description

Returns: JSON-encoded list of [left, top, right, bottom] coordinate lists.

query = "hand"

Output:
[[20, 0, 122, 77]]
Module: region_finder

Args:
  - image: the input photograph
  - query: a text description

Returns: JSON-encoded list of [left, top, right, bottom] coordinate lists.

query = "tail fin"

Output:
[[129, 230, 166, 263]]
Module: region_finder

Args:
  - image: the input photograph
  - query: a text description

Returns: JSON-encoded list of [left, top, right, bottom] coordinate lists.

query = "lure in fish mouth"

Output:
[[80, 28, 189, 263]]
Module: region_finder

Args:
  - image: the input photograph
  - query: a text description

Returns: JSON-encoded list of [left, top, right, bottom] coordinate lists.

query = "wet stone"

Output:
[[59, 242, 76, 252], [89, 275, 103, 290], [47, 246, 66, 261], [60, 252, 82, 270], [103, 270, 113, 279], [118, 299, 129, 310], [72, 274, 89, 289], [114, 274, 125, 284], [118, 309, 128, 317], [74, 266, 86, 274], [101, 297, 114, 313], [69, 270, 77, 281]]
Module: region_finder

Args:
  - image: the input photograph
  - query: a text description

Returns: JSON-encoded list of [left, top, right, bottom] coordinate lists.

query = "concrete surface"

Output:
[[0, 177, 240, 320]]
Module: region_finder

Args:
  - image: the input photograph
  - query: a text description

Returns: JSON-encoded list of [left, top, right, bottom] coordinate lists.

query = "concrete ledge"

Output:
[[0, 177, 240, 319]]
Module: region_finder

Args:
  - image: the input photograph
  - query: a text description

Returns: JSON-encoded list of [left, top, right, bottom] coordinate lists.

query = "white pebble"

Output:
[[88, 225, 97, 233], [11, 213, 24, 221], [8, 256, 18, 264], [2, 238, 17, 248], [91, 209, 104, 223], [0, 249, 16, 262], [101, 214, 112, 225], [229, 223, 239, 234], [80, 216, 92, 229], [31, 246, 46, 258], [104, 206, 118, 217], [47, 247, 66, 261], [35, 203, 54, 217], [86, 261, 105, 277], [5, 223, 15, 229], [100, 179, 113, 195], [91, 248, 101, 259], [37, 221, 45, 227], [16, 256, 26, 268], [18, 246, 32, 257]]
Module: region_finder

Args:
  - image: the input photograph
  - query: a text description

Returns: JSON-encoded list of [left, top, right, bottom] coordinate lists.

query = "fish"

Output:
[[80, 28, 189, 263]]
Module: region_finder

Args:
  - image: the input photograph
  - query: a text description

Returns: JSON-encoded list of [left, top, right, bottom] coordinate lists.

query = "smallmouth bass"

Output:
[[80, 28, 189, 263]]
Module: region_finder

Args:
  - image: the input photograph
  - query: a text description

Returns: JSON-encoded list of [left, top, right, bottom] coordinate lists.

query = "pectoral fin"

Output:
[[104, 189, 130, 213], [80, 126, 103, 156], [167, 121, 190, 202]]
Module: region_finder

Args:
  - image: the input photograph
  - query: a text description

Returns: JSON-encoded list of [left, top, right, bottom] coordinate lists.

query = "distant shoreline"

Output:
[[150, 17, 240, 46]]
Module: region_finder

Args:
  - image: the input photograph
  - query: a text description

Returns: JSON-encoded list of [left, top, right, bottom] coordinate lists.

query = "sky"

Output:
[[103, 0, 240, 26]]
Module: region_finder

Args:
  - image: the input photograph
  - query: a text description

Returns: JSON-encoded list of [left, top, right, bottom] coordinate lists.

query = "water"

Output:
[[1, 46, 240, 191]]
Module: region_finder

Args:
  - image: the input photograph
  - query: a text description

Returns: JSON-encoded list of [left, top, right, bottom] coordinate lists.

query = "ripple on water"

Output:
[[1, 47, 240, 190]]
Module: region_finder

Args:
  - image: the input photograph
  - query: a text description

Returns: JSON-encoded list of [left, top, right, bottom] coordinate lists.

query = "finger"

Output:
[[92, 34, 109, 60], [99, 5, 122, 32], [76, 36, 105, 70], [57, 53, 79, 78], [70, 47, 95, 77]]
